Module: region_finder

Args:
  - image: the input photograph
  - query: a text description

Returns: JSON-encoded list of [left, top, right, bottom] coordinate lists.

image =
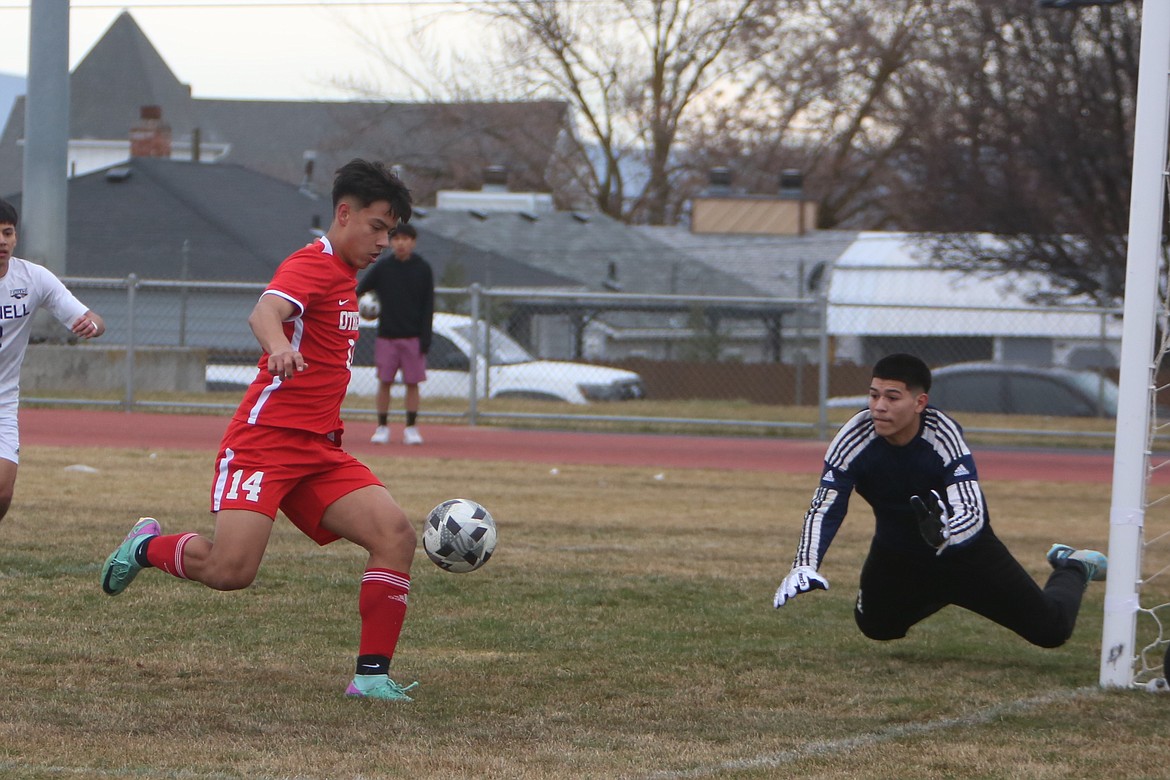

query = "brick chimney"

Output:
[[129, 105, 172, 158]]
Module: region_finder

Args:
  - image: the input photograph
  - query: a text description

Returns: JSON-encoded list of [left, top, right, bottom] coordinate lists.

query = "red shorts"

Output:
[[211, 418, 383, 545], [374, 336, 427, 384]]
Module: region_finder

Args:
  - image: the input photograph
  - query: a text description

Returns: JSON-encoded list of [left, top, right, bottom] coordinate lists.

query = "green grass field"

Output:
[[1, 443, 1169, 779]]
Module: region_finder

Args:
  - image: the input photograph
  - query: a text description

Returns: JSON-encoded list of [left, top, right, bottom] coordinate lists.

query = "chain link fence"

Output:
[[21, 276, 1128, 440]]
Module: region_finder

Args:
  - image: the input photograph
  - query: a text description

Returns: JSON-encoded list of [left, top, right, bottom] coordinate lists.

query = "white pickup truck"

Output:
[[206, 312, 646, 405]]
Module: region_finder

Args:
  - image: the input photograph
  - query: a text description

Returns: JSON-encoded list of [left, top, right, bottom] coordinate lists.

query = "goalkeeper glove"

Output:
[[773, 565, 829, 608], [910, 490, 951, 554]]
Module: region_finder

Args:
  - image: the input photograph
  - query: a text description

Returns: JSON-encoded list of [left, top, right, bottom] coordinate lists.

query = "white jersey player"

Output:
[[0, 198, 105, 522]]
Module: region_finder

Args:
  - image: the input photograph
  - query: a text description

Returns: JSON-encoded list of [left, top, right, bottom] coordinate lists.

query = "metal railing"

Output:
[[20, 275, 1126, 443]]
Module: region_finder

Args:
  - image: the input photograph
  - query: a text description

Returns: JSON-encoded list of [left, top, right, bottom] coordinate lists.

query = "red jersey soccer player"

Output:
[[101, 159, 420, 702]]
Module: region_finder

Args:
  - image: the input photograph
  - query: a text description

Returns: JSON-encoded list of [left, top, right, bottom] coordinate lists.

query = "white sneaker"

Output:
[[370, 425, 391, 444], [403, 426, 423, 446]]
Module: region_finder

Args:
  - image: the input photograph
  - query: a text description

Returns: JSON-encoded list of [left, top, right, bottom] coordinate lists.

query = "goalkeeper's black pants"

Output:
[[853, 529, 1085, 648]]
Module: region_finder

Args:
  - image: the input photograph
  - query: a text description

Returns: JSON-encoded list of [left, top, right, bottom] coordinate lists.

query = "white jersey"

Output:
[[0, 256, 89, 407]]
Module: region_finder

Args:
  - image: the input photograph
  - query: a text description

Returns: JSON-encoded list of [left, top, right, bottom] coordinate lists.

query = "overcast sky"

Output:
[[0, 1, 483, 101]]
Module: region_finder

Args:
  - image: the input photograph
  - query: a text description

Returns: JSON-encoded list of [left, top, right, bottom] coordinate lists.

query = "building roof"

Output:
[[631, 225, 860, 298], [0, 12, 570, 201], [414, 207, 761, 298], [0, 72, 25, 135], [826, 232, 1122, 338], [5, 157, 578, 287]]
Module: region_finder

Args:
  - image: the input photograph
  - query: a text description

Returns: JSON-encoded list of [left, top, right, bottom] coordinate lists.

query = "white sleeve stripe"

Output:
[[924, 410, 972, 464], [824, 413, 877, 470], [796, 486, 837, 568], [945, 479, 986, 543]]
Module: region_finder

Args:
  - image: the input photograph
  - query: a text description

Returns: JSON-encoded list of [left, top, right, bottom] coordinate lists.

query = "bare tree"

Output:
[[480, 0, 762, 224], [881, 0, 1144, 304]]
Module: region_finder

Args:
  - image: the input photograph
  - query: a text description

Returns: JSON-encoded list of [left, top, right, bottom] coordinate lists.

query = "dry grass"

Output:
[[0, 443, 1167, 779]]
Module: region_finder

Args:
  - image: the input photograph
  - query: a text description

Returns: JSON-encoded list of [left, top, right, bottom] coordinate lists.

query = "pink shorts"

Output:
[[211, 419, 384, 545], [374, 336, 427, 384]]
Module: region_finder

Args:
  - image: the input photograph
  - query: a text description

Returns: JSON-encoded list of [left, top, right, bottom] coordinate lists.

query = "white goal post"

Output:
[[1099, 0, 1170, 688]]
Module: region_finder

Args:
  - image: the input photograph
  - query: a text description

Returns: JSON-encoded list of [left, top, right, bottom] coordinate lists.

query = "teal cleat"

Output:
[[1048, 543, 1107, 583], [345, 675, 418, 702], [101, 517, 160, 595]]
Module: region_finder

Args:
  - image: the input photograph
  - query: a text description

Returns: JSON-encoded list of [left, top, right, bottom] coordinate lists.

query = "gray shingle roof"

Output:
[[630, 226, 861, 298], [5, 157, 580, 286], [414, 208, 761, 298]]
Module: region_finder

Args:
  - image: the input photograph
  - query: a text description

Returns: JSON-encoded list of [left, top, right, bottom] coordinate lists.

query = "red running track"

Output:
[[18, 407, 1154, 484]]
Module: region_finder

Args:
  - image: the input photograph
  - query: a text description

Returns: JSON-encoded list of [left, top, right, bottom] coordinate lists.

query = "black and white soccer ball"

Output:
[[358, 291, 380, 320], [423, 498, 497, 573]]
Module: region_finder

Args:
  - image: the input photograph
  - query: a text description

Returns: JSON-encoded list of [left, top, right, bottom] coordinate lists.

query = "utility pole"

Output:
[[22, 0, 70, 276]]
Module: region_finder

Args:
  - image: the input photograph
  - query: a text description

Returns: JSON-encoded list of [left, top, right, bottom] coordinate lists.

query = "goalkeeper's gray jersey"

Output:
[[794, 407, 988, 570]]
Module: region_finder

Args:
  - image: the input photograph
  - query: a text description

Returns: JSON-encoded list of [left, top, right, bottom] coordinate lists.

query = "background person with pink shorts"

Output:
[[357, 223, 434, 445]]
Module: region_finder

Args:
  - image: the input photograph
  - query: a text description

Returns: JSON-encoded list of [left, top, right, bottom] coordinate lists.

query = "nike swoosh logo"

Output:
[[338, 299, 350, 306]]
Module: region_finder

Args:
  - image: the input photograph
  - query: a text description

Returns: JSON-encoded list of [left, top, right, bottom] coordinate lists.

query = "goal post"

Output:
[[1099, 0, 1170, 689]]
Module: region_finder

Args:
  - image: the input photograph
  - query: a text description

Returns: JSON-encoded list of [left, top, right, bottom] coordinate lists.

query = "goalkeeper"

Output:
[[772, 353, 1107, 648]]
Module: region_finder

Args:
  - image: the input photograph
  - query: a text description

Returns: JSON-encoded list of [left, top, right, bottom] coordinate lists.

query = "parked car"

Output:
[[206, 312, 646, 405], [827, 362, 1119, 418]]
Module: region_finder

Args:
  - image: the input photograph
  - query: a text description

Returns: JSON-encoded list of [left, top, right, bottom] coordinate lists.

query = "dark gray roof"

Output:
[[5, 157, 580, 286], [414, 208, 761, 298], [631, 226, 861, 297], [9, 159, 330, 280], [0, 12, 569, 200], [68, 12, 197, 140], [0, 73, 24, 136]]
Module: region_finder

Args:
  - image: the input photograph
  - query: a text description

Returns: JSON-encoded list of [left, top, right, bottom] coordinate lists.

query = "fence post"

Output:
[[816, 292, 830, 439], [124, 273, 138, 411], [468, 283, 481, 426], [179, 239, 190, 347]]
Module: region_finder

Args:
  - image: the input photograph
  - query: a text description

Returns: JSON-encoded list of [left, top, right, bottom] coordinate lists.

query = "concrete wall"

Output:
[[22, 345, 207, 393]]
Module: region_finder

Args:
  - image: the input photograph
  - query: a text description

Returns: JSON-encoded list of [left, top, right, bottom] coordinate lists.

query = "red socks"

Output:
[[358, 568, 411, 661], [144, 533, 199, 579]]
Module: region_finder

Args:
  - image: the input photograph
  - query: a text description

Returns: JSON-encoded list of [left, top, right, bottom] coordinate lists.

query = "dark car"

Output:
[[829, 362, 1119, 418]]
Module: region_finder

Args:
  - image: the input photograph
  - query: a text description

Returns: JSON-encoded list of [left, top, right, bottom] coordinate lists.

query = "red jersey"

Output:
[[233, 238, 362, 434]]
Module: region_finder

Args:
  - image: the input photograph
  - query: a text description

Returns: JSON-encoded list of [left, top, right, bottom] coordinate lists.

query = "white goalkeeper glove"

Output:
[[773, 565, 829, 608], [910, 489, 951, 555]]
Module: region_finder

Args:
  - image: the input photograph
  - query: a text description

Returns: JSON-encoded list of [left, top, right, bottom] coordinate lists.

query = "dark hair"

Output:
[[391, 222, 417, 239], [331, 159, 412, 224], [0, 198, 17, 227], [872, 353, 932, 393]]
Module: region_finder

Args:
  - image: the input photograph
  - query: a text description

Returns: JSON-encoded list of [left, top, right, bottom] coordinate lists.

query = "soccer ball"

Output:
[[423, 498, 497, 573], [358, 291, 380, 320]]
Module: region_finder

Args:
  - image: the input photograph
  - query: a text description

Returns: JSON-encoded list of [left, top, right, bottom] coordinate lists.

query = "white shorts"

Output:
[[0, 412, 18, 464]]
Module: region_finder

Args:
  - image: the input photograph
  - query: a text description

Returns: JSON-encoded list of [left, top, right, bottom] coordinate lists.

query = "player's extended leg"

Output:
[[0, 458, 17, 522], [947, 531, 1086, 648], [319, 484, 418, 701], [148, 509, 273, 590], [101, 509, 273, 595], [854, 542, 947, 640]]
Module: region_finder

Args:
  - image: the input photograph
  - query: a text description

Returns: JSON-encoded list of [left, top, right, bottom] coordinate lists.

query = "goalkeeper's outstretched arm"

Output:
[[774, 483, 850, 608]]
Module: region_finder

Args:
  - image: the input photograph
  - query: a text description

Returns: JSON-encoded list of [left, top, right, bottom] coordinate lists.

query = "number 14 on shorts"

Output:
[[225, 469, 264, 502]]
